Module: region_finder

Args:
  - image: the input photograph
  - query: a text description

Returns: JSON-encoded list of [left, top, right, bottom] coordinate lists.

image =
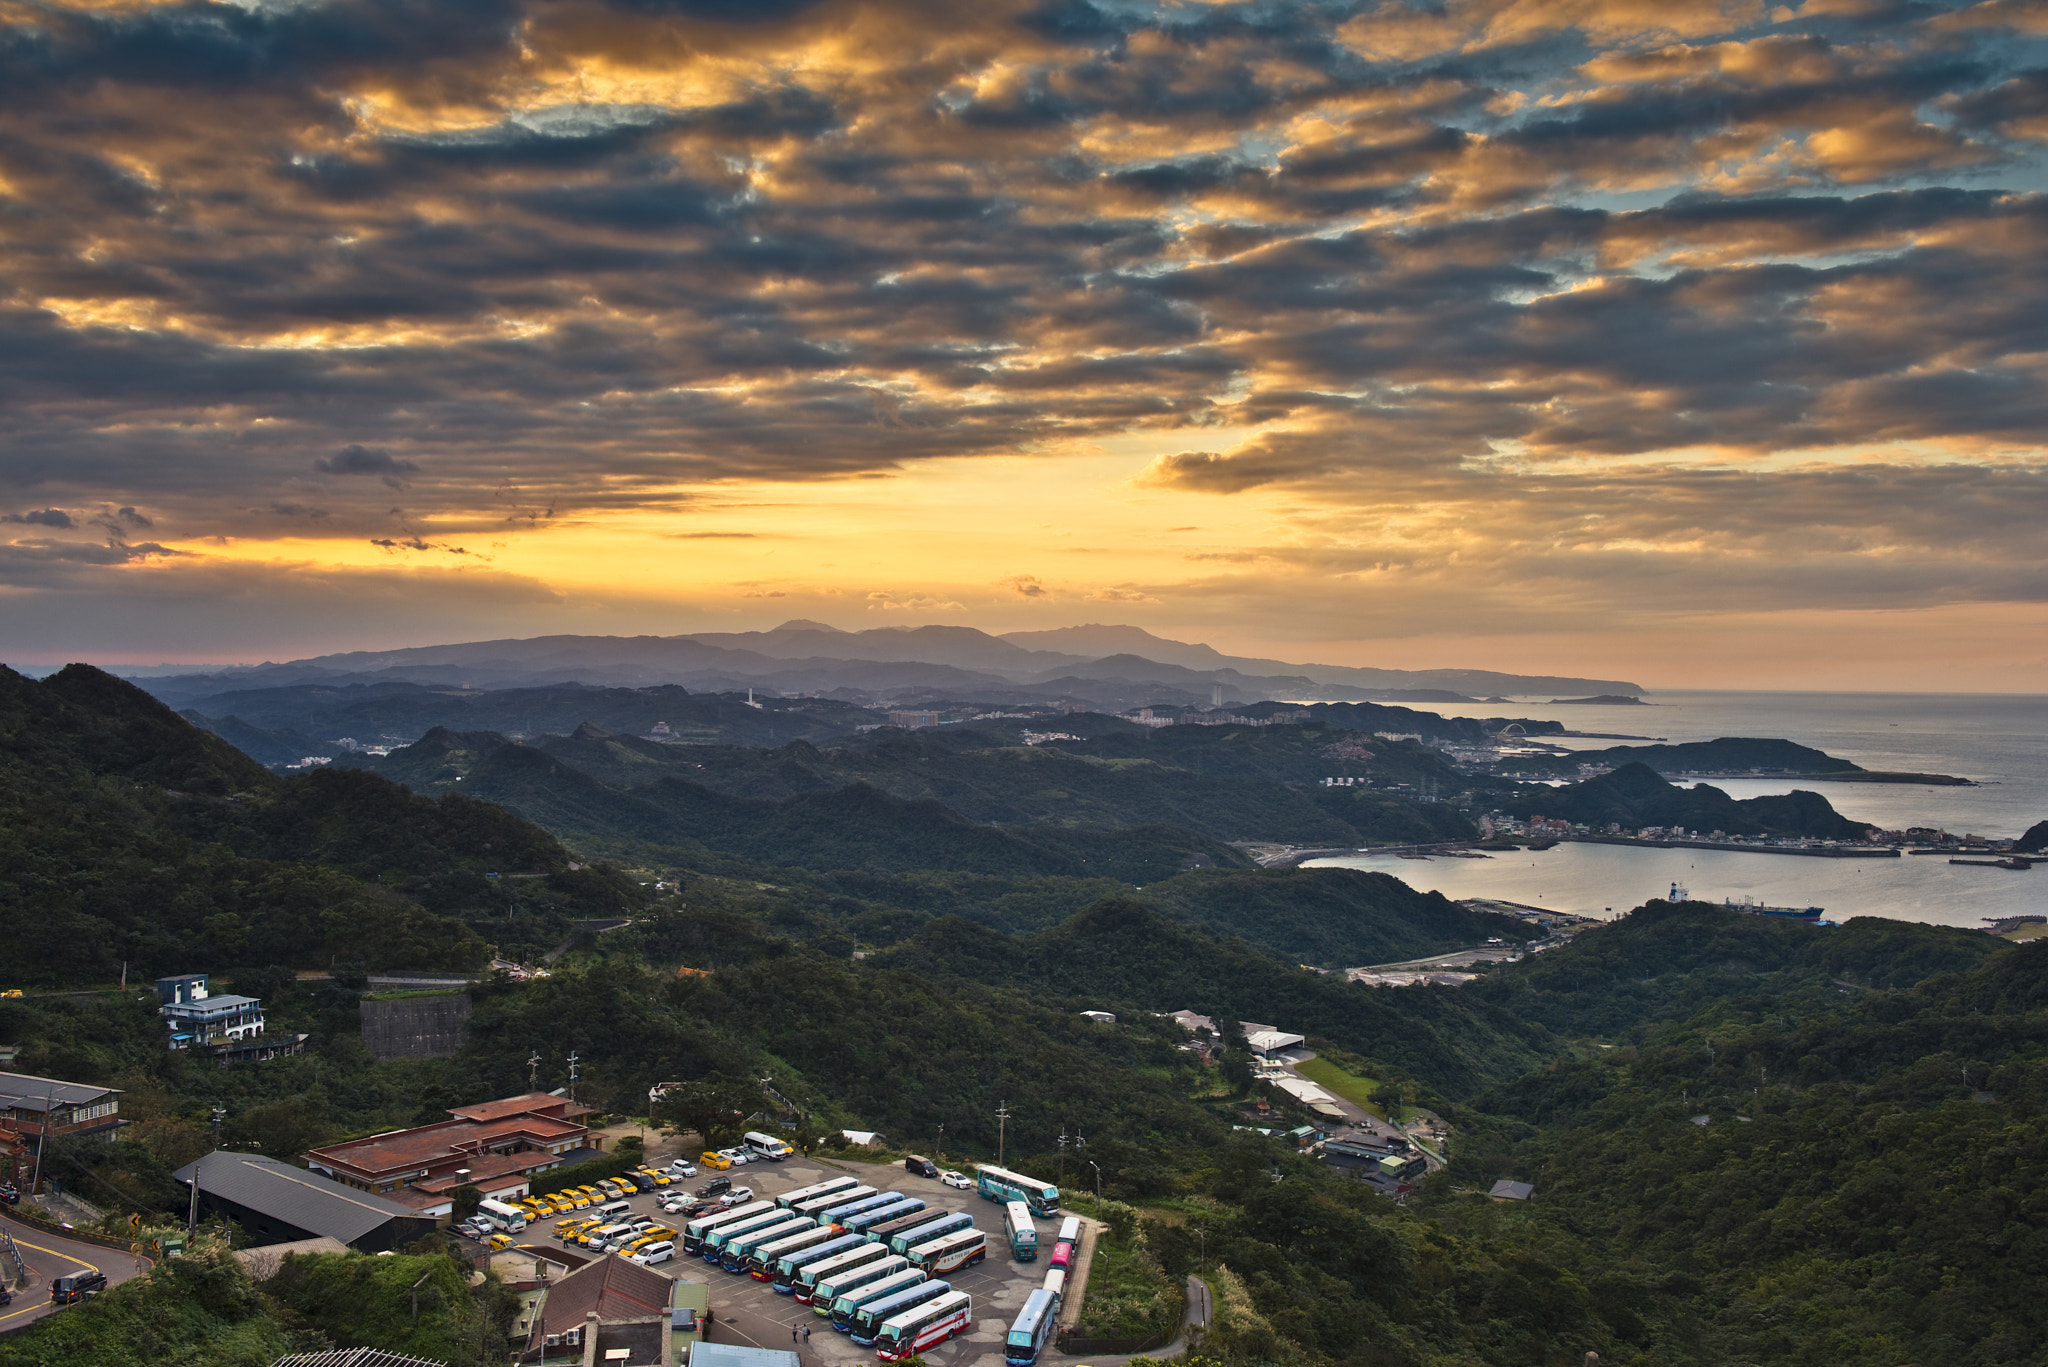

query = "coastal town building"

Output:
[[175, 1151, 436, 1252], [304, 1091, 602, 1214], [0, 1071, 122, 1176], [158, 973, 307, 1063]]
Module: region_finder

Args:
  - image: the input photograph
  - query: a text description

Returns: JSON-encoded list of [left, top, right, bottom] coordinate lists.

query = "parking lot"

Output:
[[513, 1155, 1059, 1367]]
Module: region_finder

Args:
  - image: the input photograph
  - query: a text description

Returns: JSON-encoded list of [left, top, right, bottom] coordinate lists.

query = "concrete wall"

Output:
[[358, 992, 473, 1060]]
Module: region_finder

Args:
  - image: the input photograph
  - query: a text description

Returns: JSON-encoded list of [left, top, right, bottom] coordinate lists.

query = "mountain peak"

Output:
[[771, 619, 844, 633]]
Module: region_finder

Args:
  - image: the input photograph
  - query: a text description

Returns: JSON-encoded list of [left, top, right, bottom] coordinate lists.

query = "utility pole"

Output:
[[995, 1100, 1010, 1167], [527, 1052, 542, 1091], [28, 1080, 57, 1198], [189, 1107, 225, 1241], [1057, 1127, 1068, 1183], [936, 1124, 944, 1164], [566, 1051, 580, 1105], [1087, 1160, 1101, 1207]]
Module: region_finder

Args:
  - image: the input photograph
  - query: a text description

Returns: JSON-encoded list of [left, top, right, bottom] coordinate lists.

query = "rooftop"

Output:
[[175, 1151, 416, 1245], [0, 1070, 121, 1113], [306, 1112, 585, 1177], [446, 1092, 592, 1124], [541, 1253, 674, 1341]]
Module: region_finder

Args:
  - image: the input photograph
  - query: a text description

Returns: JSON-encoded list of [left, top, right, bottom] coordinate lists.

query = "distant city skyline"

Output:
[[3, 0, 2046, 692]]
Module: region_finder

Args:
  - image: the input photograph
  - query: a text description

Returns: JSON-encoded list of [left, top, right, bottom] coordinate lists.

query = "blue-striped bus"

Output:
[[701, 1209, 795, 1261], [887, 1210, 972, 1256], [777, 1176, 861, 1210], [975, 1165, 1060, 1217], [830, 1266, 925, 1332], [1005, 1287, 1058, 1367], [794, 1243, 893, 1306], [822, 1191, 912, 1230], [683, 1201, 774, 1254], [721, 1217, 813, 1273], [1004, 1200, 1038, 1261], [796, 1185, 877, 1219], [848, 1279, 952, 1346], [842, 1195, 923, 1235], [877, 1289, 973, 1361], [753, 1225, 847, 1282], [867, 1206, 944, 1245], [772, 1231, 868, 1291]]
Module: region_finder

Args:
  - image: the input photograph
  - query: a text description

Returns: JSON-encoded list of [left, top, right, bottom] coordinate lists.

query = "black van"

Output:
[[905, 1155, 939, 1178], [50, 1271, 107, 1304]]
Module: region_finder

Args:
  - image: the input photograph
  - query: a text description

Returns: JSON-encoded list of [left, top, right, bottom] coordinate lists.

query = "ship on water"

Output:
[[1668, 884, 1824, 922]]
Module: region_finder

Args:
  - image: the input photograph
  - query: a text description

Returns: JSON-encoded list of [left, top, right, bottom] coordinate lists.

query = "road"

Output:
[[0, 1209, 149, 1333]]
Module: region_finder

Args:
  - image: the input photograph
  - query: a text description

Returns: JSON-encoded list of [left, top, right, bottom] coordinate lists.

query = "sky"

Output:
[[4, 0, 2048, 689]]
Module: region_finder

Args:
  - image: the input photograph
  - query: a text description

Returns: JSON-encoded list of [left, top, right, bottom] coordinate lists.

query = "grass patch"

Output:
[[1074, 1238, 1181, 1340], [1294, 1057, 1381, 1114]]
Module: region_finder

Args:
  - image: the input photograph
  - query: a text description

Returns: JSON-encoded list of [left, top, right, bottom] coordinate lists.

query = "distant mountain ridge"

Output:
[[130, 619, 1642, 707]]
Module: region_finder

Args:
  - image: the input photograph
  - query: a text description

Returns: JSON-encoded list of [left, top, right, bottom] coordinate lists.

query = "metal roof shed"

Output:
[[690, 1343, 800, 1367], [174, 1151, 433, 1252]]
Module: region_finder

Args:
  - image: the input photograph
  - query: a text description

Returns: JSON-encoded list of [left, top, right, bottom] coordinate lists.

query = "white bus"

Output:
[[911, 1228, 988, 1276], [759, 1227, 858, 1284], [886, 1210, 972, 1256], [1005, 1287, 1058, 1367], [721, 1217, 815, 1273], [704, 1211, 802, 1264], [829, 1266, 925, 1332], [796, 1185, 877, 1219], [477, 1199, 528, 1233], [778, 1175, 861, 1210], [1041, 1268, 1066, 1306], [1004, 1200, 1039, 1261], [876, 1289, 973, 1361], [975, 1164, 1060, 1217], [849, 1278, 951, 1346], [683, 1199, 774, 1254], [794, 1242, 893, 1306], [743, 1130, 794, 1162]]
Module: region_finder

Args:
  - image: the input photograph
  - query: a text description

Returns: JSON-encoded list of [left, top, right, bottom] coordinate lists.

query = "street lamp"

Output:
[[1086, 1160, 1101, 1207]]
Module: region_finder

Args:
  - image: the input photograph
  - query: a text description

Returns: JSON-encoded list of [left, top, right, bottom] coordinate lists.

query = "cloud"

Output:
[[865, 591, 966, 611], [1087, 586, 1159, 603], [1001, 575, 1051, 599], [3, 510, 74, 529], [316, 446, 421, 481]]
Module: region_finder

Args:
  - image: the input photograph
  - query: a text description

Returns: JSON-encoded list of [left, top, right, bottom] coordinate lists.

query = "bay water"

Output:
[[1307, 690, 2048, 932]]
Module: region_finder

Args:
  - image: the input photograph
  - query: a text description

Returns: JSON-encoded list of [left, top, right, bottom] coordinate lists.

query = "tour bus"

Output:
[[790, 1237, 888, 1303], [886, 1210, 973, 1257], [975, 1165, 1060, 1217], [876, 1289, 973, 1361], [752, 1224, 849, 1282], [778, 1175, 860, 1210], [830, 1266, 926, 1332], [811, 1254, 909, 1319], [477, 1199, 529, 1233], [722, 1218, 816, 1273], [847, 1278, 953, 1346], [865, 1205, 941, 1246], [840, 1194, 922, 1235], [817, 1191, 902, 1228], [1048, 1216, 1081, 1270], [1004, 1200, 1038, 1261], [1005, 1287, 1059, 1367], [911, 1229, 988, 1277], [796, 1185, 878, 1219], [683, 1200, 774, 1254], [772, 1231, 869, 1291], [1041, 1268, 1066, 1308], [743, 1130, 794, 1162], [704, 1210, 803, 1263]]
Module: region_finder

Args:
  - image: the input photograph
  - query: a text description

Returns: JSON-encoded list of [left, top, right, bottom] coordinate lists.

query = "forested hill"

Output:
[[0, 664, 644, 981], [1439, 907, 2040, 1364], [1502, 761, 1875, 839]]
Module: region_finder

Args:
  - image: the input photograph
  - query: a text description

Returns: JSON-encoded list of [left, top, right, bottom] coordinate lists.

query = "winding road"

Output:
[[0, 1209, 148, 1334]]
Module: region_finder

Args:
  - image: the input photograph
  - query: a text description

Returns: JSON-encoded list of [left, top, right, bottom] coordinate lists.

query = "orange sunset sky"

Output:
[[3, 0, 2047, 690]]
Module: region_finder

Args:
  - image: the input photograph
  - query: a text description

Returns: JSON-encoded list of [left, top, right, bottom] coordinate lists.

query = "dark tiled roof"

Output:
[[174, 1151, 414, 1245], [541, 1253, 673, 1338], [272, 1349, 452, 1367], [0, 1071, 120, 1112]]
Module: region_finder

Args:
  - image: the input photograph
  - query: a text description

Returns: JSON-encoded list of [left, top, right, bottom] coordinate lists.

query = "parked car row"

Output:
[[505, 1165, 678, 1220], [550, 1212, 678, 1265]]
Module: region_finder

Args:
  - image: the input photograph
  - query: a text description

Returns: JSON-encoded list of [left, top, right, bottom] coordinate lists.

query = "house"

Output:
[[158, 974, 306, 1064], [1243, 1029, 1306, 1057], [304, 1092, 601, 1214], [0, 1070, 122, 1159], [839, 1130, 883, 1149], [528, 1253, 676, 1364], [175, 1151, 437, 1253], [1489, 1180, 1535, 1202], [1078, 1011, 1116, 1024]]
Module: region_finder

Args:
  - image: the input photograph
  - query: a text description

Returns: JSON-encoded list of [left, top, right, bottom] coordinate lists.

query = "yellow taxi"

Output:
[[636, 1168, 672, 1187], [699, 1152, 733, 1171], [558, 1191, 591, 1210], [488, 1233, 515, 1251]]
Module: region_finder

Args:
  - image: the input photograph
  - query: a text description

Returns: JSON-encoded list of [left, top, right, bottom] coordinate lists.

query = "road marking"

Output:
[[0, 1233, 101, 1325]]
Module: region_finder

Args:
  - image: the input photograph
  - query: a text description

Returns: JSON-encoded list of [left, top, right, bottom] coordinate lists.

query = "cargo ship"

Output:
[[1720, 894, 1823, 921]]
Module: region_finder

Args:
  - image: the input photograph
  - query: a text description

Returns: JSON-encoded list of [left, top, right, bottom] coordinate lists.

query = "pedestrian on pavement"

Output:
[[792, 1327, 800, 1344], [803, 1326, 812, 1344]]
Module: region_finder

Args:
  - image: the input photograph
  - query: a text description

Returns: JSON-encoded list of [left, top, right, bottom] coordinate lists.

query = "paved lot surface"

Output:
[[493, 1155, 1057, 1367], [0, 1210, 149, 1334]]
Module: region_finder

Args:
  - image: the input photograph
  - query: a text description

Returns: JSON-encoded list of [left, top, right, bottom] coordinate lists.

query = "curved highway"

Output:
[[0, 1209, 148, 1334]]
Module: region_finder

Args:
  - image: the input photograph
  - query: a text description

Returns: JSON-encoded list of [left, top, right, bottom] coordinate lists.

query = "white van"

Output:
[[596, 1200, 634, 1220], [743, 1131, 793, 1162], [630, 1240, 675, 1266], [477, 1199, 529, 1233]]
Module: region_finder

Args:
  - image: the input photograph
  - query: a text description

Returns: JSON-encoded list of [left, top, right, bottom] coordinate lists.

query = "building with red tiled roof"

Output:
[[304, 1092, 604, 1206], [528, 1253, 678, 1364]]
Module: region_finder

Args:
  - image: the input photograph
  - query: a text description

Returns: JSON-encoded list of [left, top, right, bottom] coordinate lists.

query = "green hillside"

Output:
[[1502, 761, 1875, 839]]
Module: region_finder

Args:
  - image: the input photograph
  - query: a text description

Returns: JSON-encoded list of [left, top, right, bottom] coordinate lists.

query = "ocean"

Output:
[[1306, 689, 2048, 933]]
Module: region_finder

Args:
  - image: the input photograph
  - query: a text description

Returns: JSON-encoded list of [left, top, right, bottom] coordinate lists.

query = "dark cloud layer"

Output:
[[3, 0, 2048, 626]]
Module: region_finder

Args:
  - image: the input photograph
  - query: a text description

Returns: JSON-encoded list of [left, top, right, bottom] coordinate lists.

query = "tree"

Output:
[[451, 1185, 483, 1220], [651, 1079, 761, 1151]]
